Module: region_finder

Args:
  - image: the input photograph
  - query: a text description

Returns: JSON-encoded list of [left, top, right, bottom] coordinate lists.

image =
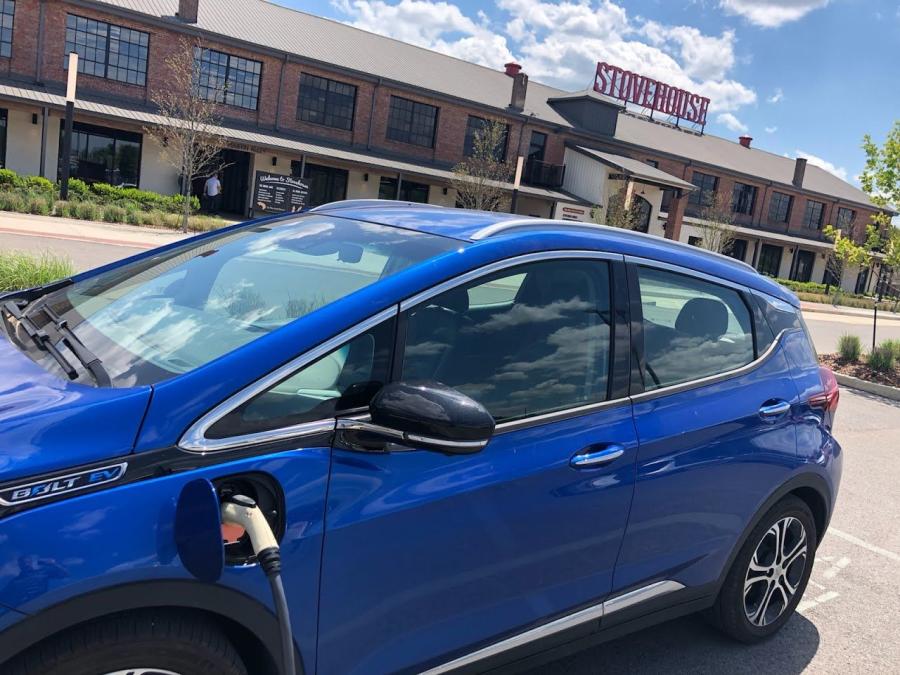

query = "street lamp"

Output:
[[59, 52, 78, 201]]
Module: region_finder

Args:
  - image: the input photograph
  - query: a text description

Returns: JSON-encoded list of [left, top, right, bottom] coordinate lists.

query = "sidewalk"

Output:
[[800, 300, 900, 322], [0, 211, 191, 249]]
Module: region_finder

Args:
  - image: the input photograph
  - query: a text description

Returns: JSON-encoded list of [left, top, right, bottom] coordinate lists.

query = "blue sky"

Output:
[[279, 0, 899, 187]]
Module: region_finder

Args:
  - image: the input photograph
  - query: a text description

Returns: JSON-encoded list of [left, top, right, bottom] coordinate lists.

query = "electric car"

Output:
[[0, 201, 841, 675]]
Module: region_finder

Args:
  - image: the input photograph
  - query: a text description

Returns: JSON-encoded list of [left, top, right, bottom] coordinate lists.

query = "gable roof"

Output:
[[93, 0, 882, 211]]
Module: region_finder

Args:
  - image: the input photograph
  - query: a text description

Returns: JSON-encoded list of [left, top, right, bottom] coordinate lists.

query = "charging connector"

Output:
[[221, 494, 295, 675]]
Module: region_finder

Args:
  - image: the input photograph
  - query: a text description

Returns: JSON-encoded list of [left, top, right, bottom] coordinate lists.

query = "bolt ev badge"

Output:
[[0, 462, 128, 506]]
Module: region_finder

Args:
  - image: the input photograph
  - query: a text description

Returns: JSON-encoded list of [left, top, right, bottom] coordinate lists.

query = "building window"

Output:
[[303, 163, 347, 208], [0, 108, 6, 168], [791, 250, 815, 282], [645, 159, 659, 168], [836, 207, 855, 231], [732, 182, 757, 215], [757, 244, 783, 278], [463, 116, 508, 160], [297, 73, 356, 131], [688, 171, 718, 206], [688, 236, 703, 247], [194, 47, 262, 110], [0, 1, 14, 58], [802, 199, 825, 229], [378, 176, 429, 203], [58, 121, 142, 186], [65, 14, 149, 86], [726, 238, 748, 262], [386, 96, 437, 148], [768, 191, 793, 223], [528, 131, 547, 162]]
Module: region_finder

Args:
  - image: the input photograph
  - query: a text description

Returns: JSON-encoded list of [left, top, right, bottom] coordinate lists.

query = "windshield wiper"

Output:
[[32, 303, 112, 387], [1, 300, 79, 380]]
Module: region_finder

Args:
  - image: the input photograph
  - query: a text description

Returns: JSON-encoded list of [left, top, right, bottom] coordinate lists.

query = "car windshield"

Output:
[[16, 215, 458, 387]]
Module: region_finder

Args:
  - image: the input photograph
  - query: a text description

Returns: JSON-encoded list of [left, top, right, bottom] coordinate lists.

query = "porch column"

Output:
[[665, 191, 686, 241]]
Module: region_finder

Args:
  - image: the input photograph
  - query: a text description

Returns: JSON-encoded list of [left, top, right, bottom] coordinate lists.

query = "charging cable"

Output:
[[221, 495, 295, 675]]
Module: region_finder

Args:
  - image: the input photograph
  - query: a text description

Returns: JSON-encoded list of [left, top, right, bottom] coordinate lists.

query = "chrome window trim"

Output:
[[624, 254, 748, 292], [631, 329, 787, 403], [494, 396, 630, 434], [179, 306, 398, 454], [420, 580, 684, 674], [399, 250, 623, 312]]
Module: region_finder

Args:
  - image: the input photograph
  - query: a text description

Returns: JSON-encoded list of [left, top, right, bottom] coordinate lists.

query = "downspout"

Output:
[[274, 54, 288, 132], [35, 0, 46, 83], [39, 107, 48, 178], [366, 78, 381, 151]]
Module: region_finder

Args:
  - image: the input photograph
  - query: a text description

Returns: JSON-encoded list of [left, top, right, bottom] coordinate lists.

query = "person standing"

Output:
[[203, 173, 222, 214]]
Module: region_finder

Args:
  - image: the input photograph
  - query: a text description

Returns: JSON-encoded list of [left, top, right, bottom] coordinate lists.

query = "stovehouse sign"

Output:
[[594, 61, 711, 129]]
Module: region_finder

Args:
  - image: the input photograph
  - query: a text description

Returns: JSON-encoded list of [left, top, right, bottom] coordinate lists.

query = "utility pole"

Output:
[[59, 52, 79, 200]]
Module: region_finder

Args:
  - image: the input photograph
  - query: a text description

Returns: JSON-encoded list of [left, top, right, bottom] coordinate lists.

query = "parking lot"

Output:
[[534, 387, 900, 674]]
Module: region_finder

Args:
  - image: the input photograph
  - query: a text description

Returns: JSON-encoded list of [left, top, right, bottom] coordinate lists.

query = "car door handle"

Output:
[[570, 444, 626, 469], [759, 400, 791, 419]]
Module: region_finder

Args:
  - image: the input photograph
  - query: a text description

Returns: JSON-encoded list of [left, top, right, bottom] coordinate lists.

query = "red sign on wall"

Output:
[[594, 62, 710, 128]]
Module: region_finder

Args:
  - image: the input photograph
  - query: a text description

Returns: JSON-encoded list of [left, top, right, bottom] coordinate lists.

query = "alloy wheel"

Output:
[[743, 515, 808, 627]]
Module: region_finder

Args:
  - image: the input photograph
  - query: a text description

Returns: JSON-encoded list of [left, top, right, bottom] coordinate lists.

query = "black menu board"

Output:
[[253, 171, 310, 214]]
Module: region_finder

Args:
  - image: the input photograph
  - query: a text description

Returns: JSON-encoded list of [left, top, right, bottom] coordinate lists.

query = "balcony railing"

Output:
[[523, 159, 566, 189]]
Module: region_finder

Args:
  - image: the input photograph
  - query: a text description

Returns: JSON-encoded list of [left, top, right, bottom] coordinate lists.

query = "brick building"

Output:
[[0, 0, 892, 291]]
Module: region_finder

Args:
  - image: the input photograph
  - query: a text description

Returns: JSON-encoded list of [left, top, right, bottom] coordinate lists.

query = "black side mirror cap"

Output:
[[361, 380, 494, 454]]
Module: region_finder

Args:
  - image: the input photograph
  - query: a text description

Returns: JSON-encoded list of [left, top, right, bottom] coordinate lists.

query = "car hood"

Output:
[[0, 334, 151, 483]]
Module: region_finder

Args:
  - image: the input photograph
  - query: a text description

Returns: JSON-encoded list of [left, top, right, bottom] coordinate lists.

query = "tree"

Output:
[[692, 191, 737, 255], [144, 38, 226, 232], [451, 118, 512, 211], [592, 186, 643, 230], [860, 122, 900, 295]]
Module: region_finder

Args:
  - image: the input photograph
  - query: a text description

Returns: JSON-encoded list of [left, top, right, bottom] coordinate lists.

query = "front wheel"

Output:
[[709, 495, 816, 642], [5, 609, 248, 675]]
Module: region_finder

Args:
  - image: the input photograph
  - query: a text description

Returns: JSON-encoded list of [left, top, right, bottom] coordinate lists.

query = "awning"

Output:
[[572, 145, 696, 192], [0, 83, 573, 202]]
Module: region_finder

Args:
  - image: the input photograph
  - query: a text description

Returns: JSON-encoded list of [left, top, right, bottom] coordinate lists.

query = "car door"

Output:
[[316, 254, 639, 675], [613, 258, 800, 601]]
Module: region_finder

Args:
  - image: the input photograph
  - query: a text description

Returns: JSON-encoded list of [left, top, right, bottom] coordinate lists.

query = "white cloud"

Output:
[[767, 87, 784, 103], [717, 112, 748, 133], [795, 149, 848, 181], [719, 0, 830, 28], [765, 125, 778, 133], [332, 0, 757, 115]]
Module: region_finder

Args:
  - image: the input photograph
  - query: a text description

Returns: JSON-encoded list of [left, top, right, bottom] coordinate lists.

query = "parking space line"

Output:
[[828, 528, 900, 563]]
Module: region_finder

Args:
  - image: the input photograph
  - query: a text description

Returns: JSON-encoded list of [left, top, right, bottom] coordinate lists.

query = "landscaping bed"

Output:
[[820, 353, 900, 388], [820, 334, 900, 390]]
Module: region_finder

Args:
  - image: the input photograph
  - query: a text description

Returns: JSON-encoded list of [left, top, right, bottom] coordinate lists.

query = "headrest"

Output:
[[674, 297, 728, 340], [431, 286, 469, 314], [516, 268, 593, 307]]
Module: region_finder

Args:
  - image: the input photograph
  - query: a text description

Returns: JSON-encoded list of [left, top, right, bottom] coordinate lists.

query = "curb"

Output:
[[0, 226, 157, 250], [800, 302, 900, 322], [834, 372, 900, 402]]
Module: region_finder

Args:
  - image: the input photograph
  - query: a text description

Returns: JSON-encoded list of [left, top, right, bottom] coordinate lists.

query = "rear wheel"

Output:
[[709, 495, 816, 642], [6, 609, 247, 675]]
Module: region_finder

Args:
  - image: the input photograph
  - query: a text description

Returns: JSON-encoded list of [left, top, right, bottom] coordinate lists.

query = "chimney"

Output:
[[504, 62, 522, 77], [177, 0, 199, 23], [793, 157, 807, 188], [738, 135, 752, 148], [509, 71, 528, 112]]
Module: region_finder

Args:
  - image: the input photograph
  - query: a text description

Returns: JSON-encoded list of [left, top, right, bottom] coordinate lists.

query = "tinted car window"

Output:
[[637, 266, 754, 390], [403, 259, 612, 422], [207, 318, 395, 439], [21, 216, 454, 387]]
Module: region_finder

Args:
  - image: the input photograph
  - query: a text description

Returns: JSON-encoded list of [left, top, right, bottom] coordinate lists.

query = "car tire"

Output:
[[709, 495, 816, 643], [5, 609, 248, 675]]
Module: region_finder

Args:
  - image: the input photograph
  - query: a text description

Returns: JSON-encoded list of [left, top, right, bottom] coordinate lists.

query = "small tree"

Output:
[[451, 119, 511, 211], [592, 186, 643, 230], [145, 38, 226, 231], [693, 191, 737, 255], [860, 122, 900, 293]]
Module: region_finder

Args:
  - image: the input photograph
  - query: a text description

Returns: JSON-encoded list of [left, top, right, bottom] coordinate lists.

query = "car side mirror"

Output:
[[339, 381, 494, 454]]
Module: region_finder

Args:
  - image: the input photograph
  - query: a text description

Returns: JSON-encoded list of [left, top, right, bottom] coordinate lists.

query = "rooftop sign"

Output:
[[594, 62, 710, 130]]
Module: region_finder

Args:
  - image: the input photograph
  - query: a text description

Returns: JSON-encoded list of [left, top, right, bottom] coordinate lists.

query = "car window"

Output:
[[21, 216, 454, 387], [402, 259, 612, 422], [637, 266, 754, 390], [206, 318, 395, 439]]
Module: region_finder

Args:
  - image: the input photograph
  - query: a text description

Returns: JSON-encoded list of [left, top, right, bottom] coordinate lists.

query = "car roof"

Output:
[[311, 200, 797, 306]]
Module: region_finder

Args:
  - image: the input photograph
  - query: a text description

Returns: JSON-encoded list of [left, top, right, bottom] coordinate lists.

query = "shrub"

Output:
[[0, 168, 20, 188], [54, 200, 76, 218], [26, 196, 52, 216], [88, 183, 198, 214], [188, 215, 228, 232], [102, 205, 128, 223], [837, 334, 862, 362], [0, 190, 25, 213], [65, 178, 91, 199], [74, 201, 103, 221], [0, 251, 74, 292], [22, 176, 55, 196], [867, 345, 895, 373], [777, 278, 829, 295], [880, 339, 900, 361]]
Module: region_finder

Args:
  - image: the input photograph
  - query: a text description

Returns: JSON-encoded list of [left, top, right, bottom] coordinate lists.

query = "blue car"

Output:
[[0, 201, 841, 675]]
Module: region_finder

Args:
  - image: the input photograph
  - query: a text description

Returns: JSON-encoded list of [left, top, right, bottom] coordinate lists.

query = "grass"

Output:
[[0, 251, 75, 292], [867, 345, 896, 374], [837, 333, 862, 362]]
